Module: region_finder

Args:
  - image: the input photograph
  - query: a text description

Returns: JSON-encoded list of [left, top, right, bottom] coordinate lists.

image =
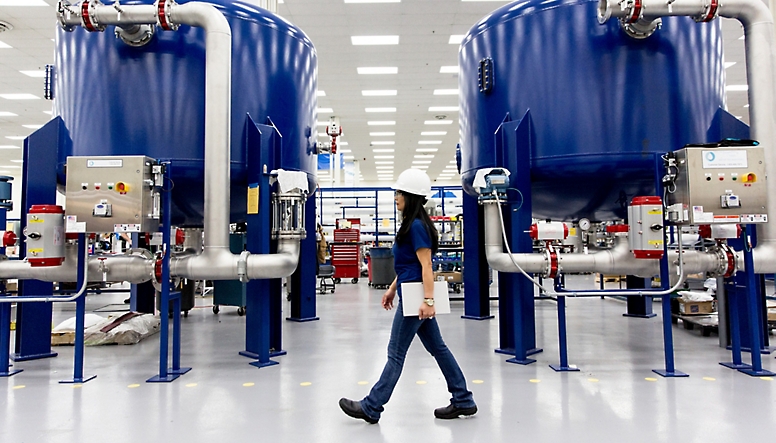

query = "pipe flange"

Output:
[[620, 0, 644, 25], [544, 243, 560, 279], [115, 23, 155, 47], [597, 0, 612, 24], [695, 0, 720, 22], [57, 1, 77, 32], [621, 17, 661, 39], [156, 0, 179, 31], [81, 0, 106, 32], [715, 243, 737, 278]]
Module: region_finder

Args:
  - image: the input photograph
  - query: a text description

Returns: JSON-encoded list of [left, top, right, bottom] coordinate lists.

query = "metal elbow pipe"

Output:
[[169, 239, 300, 281], [0, 247, 154, 283]]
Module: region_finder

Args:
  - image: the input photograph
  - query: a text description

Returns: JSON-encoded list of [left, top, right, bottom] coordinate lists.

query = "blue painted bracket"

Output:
[[60, 234, 96, 384], [0, 206, 20, 377], [462, 186, 493, 321]]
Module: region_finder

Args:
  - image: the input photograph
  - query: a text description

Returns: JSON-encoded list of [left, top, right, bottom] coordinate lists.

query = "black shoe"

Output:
[[434, 403, 478, 419], [339, 398, 379, 424]]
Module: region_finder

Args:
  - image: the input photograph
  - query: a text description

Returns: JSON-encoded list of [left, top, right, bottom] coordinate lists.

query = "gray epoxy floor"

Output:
[[2, 275, 775, 443]]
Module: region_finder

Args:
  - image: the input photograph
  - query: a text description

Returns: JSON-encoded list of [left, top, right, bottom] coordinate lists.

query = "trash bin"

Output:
[[369, 247, 395, 289]]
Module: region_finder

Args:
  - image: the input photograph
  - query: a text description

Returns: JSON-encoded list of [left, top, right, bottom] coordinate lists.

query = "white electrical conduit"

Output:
[[599, 0, 776, 273], [486, 192, 689, 297], [52, 1, 303, 282], [0, 240, 89, 303]]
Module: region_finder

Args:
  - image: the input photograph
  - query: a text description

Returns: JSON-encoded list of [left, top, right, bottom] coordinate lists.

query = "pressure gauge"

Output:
[[578, 218, 591, 231]]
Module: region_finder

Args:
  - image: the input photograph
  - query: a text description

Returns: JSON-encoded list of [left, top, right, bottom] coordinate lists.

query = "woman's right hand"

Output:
[[382, 289, 396, 310]]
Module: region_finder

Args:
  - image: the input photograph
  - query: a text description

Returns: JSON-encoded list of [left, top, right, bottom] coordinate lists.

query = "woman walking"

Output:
[[339, 169, 477, 424]]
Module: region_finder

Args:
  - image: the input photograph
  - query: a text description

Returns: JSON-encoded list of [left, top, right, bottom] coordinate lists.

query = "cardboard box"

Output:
[[768, 309, 776, 322], [679, 300, 715, 315], [435, 271, 462, 283]]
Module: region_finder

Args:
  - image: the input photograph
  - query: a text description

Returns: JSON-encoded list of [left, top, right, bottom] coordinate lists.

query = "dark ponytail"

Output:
[[396, 192, 438, 254]]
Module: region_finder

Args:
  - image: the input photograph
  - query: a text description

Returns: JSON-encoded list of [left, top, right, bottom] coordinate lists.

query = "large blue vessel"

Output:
[[459, 0, 725, 221], [54, 0, 317, 226]]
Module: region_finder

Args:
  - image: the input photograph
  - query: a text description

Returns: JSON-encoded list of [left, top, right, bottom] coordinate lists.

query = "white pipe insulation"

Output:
[[41, 1, 303, 283], [598, 0, 776, 273]]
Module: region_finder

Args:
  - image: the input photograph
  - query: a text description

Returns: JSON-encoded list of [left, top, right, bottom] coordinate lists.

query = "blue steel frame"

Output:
[[12, 118, 66, 362], [0, 202, 21, 377], [148, 162, 191, 383], [60, 233, 96, 384], [241, 115, 287, 367]]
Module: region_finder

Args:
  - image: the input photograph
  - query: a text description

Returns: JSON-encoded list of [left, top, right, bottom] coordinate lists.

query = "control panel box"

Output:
[[667, 146, 767, 224], [65, 156, 160, 233]]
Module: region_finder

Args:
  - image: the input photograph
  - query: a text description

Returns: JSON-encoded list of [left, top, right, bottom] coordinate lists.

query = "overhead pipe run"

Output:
[[50, 0, 307, 283], [598, 0, 776, 273]]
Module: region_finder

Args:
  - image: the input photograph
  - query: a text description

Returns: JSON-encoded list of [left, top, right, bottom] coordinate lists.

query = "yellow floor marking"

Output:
[[529, 379, 541, 383], [416, 380, 427, 385], [588, 378, 599, 383], [12, 385, 25, 390], [357, 381, 369, 385], [243, 382, 255, 387], [645, 377, 658, 382], [300, 382, 312, 387], [472, 380, 484, 384], [185, 383, 197, 388], [127, 384, 141, 389], [72, 384, 83, 389], [761, 377, 773, 381], [702, 377, 716, 381]]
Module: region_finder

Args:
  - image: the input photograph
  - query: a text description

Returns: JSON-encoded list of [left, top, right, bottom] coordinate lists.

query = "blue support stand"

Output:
[[60, 233, 96, 384], [550, 294, 580, 372], [241, 116, 286, 367], [737, 225, 776, 377], [13, 118, 67, 362], [719, 277, 752, 370], [492, 111, 542, 364], [651, 155, 687, 378], [461, 190, 494, 321], [286, 195, 319, 323], [148, 163, 190, 383]]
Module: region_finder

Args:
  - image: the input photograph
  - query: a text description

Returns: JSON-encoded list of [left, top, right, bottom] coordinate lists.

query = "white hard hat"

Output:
[[392, 169, 432, 197]]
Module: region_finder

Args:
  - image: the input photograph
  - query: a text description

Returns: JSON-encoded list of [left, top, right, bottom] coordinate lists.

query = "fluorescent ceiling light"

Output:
[[23, 124, 43, 129], [375, 161, 394, 164], [339, 149, 352, 153], [368, 121, 396, 126], [317, 107, 333, 113], [421, 131, 447, 136], [450, 160, 457, 163], [5, 136, 25, 140], [418, 140, 443, 144], [429, 106, 459, 112], [344, 155, 355, 160], [0, 41, 10, 49], [744, 104, 750, 108], [0, 0, 49, 4], [370, 132, 395, 136], [317, 121, 329, 126], [412, 165, 429, 169], [351, 35, 400, 45], [362, 90, 397, 96], [318, 132, 328, 137], [413, 161, 432, 164], [416, 148, 438, 152], [43, 110, 52, 115], [0, 145, 20, 149], [414, 155, 435, 159], [10, 160, 22, 163], [433, 89, 458, 95], [345, 0, 400, 2], [1, 93, 40, 100], [724, 62, 736, 69], [366, 107, 397, 113], [340, 141, 349, 145], [357, 67, 398, 75], [0, 112, 17, 117], [371, 143, 395, 147], [449, 35, 465, 45], [317, 90, 326, 96], [20, 70, 46, 78], [376, 166, 394, 170], [378, 178, 394, 181], [440, 66, 459, 74], [374, 155, 394, 159], [424, 120, 453, 125], [726, 85, 748, 92]]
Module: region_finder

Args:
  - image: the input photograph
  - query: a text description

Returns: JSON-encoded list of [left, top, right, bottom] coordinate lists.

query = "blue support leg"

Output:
[[0, 302, 21, 377], [60, 234, 96, 384], [550, 295, 579, 372], [169, 293, 190, 376], [720, 279, 752, 370], [738, 225, 776, 377]]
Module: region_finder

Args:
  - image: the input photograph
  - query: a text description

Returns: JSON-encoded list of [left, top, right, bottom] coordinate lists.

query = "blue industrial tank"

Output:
[[54, 0, 317, 226], [459, 0, 726, 221]]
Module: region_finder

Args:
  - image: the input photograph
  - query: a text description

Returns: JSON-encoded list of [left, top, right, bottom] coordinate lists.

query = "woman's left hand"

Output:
[[419, 304, 436, 320]]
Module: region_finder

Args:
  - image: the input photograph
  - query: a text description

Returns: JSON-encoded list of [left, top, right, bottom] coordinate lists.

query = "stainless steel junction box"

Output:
[[666, 146, 768, 225], [65, 156, 160, 233]]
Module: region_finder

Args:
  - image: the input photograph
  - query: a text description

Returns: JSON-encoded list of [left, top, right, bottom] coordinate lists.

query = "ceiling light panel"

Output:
[[413, 161, 432, 164], [371, 142, 395, 146], [0, 112, 17, 117], [365, 107, 397, 113], [374, 155, 394, 159], [424, 120, 453, 125], [362, 90, 397, 96], [370, 132, 395, 136], [418, 140, 442, 144], [0, 145, 21, 149], [429, 106, 459, 112], [317, 107, 333, 113], [449, 35, 465, 44], [0, 0, 49, 4], [351, 35, 400, 45], [725, 85, 748, 91], [375, 161, 394, 164], [433, 89, 459, 95], [20, 70, 46, 78], [23, 124, 43, 129], [0, 42, 11, 49], [416, 148, 438, 152], [440, 66, 459, 74], [368, 121, 396, 126], [357, 67, 398, 75], [0, 94, 40, 100], [317, 90, 326, 96], [414, 155, 434, 159], [421, 131, 447, 136], [372, 148, 395, 152]]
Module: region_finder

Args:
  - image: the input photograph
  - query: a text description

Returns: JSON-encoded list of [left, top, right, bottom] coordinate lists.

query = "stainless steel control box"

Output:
[[667, 146, 767, 224], [65, 156, 159, 233]]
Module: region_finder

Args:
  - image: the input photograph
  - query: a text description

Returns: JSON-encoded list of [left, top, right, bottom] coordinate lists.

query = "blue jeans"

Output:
[[360, 300, 476, 420]]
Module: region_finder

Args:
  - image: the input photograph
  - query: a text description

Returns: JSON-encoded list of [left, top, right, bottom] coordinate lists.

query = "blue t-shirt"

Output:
[[393, 219, 433, 295]]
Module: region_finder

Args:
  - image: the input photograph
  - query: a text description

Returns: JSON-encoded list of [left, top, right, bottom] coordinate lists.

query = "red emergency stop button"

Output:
[[743, 173, 757, 183], [116, 182, 128, 193]]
